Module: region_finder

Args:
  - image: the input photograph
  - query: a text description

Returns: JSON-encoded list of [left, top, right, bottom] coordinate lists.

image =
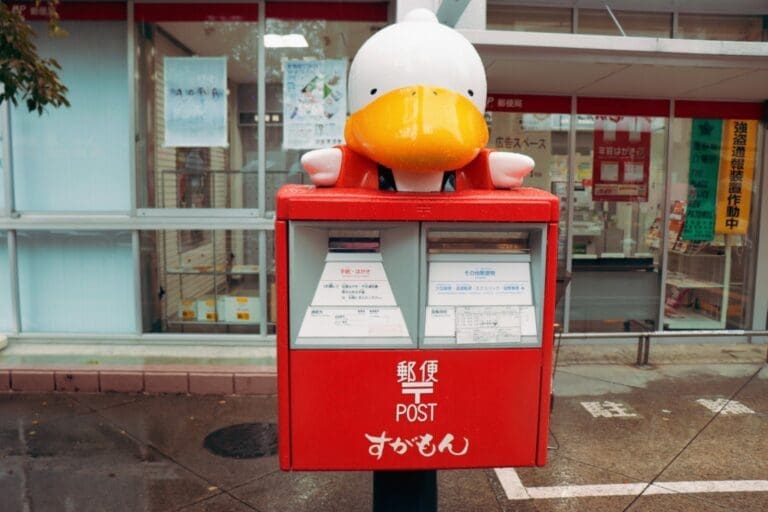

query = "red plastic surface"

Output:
[[276, 185, 560, 223], [289, 349, 542, 470]]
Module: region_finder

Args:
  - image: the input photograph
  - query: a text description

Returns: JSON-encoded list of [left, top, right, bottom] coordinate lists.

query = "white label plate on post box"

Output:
[[428, 262, 533, 306]]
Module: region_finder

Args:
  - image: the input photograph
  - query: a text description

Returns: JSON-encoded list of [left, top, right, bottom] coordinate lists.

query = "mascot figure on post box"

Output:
[[300, 8, 534, 192]]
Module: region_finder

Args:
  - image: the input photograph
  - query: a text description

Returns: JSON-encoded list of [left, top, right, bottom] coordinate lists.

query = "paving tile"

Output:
[[178, 493, 257, 511], [0, 457, 25, 511], [100, 371, 144, 393], [654, 365, 768, 511], [230, 470, 372, 512], [627, 492, 748, 511], [70, 392, 147, 411], [0, 370, 10, 391], [0, 393, 88, 433], [234, 374, 276, 395], [438, 469, 502, 511], [0, 412, 215, 512], [553, 369, 638, 398], [145, 372, 189, 394], [95, 395, 279, 489], [547, 364, 760, 482], [515, 451, 644, 488], [55, 371, 100, 392], [11, 370, 55, 392], [189, 373, 234, 395]]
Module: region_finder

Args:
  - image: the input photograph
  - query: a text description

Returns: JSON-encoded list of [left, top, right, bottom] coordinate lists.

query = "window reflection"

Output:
[[141, 230, 269, 334], [664, 118, 760, 330], [264, 18, 384, 212], [568, 115, 667, 333], [135, 20, 259, 208]]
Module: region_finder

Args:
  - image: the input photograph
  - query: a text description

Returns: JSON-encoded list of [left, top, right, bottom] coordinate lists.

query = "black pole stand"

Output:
[[373, 470, 437, 512]]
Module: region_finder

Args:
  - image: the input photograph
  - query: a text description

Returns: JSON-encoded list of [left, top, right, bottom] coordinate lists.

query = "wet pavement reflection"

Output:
[[0, 360, 765, 511]]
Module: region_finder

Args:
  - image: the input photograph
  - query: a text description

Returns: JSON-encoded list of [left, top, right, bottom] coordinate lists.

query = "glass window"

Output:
[[664, 118, 761, 330], [12, 21, 130, 212], [486, 107, 570, 327], [569, 115, 667, 332], [486, 4, 572, 33], [578, 9, 672, 38], [0, 115, 5, 212], [17, 231, 136, 332], [135, 13, 259, 208], [140, 230, 270, 333], [486, 110, 570, 262], [677, 14, 766, 42], [0, 232, 10, 331], [264, 16, 386, 212]]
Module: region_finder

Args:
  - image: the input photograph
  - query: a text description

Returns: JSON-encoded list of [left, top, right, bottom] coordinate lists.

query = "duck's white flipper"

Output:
[[301, 148, 343, 187], [489, 152, 535, 189]]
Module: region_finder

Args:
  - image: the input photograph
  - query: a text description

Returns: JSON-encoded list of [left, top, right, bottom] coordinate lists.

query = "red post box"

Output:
[[276, 185, 559, 471]]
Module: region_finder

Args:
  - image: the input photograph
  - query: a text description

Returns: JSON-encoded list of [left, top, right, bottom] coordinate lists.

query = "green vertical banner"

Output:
[[682, 119, 722, 241]]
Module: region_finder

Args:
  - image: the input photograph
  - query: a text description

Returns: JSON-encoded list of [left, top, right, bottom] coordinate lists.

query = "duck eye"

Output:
[[370, 88, 378, 95], [468, 89, 474, 97]]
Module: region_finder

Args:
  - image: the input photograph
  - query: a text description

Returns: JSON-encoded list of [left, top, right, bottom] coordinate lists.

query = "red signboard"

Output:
[[486, 94, 570, 114], [289, 349, 542, 470], [591, 116, 651, 202]]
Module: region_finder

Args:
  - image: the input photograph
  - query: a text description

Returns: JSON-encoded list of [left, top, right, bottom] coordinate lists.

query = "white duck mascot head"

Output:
[[301, 8, 534, 192]]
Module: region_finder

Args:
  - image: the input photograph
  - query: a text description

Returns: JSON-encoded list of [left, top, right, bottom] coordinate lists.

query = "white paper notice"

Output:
[[600, 161, 619, 182], [298, 307, 409, 338], [311, 261, 396, 306], [164, 57, 228, 147], [424, 306, 456, 337], [455, 306, 522, 344], [624, 162, 645, 182], [520, 306, 537, 336], [428, 262, 533, 306]]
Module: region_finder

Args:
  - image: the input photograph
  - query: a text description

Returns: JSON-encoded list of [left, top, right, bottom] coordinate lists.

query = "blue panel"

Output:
[[0, 233, 10, 331], [11, 21, 129, 212], [18, 231, 136, 333]]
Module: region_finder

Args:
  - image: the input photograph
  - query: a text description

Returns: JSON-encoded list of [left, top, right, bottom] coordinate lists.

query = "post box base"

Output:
[[373, 470, 437, 512]]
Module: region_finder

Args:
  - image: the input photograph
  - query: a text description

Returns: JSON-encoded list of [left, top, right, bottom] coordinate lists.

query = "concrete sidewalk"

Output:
[[0, 352, 766, 511]]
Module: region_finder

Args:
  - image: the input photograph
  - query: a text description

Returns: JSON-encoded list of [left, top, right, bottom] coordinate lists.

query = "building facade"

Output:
[[0, 0, 766, 392]]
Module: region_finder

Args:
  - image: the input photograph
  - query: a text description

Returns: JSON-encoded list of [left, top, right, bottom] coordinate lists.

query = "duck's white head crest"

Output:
[[347, 8, 487, 114]]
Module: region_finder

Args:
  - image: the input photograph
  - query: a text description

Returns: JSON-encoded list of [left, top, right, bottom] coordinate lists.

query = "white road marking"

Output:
[[495, 468, 768, 500], [696, 398, 755, 416], [494, 468, 531, 500], [580, 400, 638, 418]]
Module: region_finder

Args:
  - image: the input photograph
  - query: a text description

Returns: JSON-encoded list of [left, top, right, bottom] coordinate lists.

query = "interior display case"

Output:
[[146, 230, 273, 333], [664, 243, 731, 329]]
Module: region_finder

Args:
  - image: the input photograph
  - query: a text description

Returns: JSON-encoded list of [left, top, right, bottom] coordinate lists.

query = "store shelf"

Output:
[[665, 309, 725, 330], [666, 275, 723, 289], [167, 265, 260, 275], [168, 319, 260, 326]]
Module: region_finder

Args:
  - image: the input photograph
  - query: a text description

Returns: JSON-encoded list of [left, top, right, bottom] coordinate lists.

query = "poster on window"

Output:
[[681, 119, 721, 241], [715, 119, 757, 235], [591, 116, 651, 202], [164, 57, 228, 148], [488, 113, 552, 190], [282, 59, 347, 150]]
